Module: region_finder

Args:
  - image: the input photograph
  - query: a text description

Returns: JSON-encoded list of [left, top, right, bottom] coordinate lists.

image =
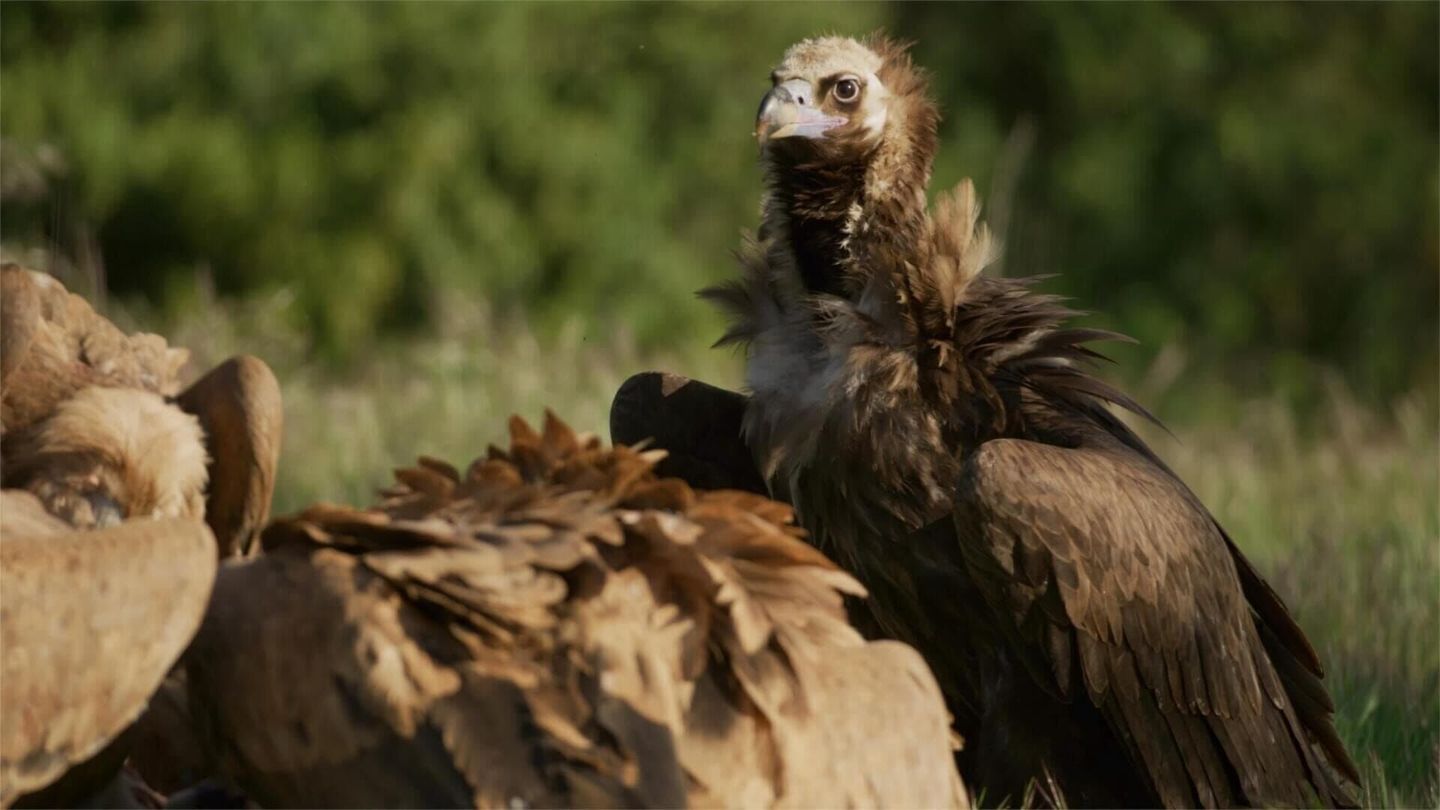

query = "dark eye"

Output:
[[833, 78, 861, 103]]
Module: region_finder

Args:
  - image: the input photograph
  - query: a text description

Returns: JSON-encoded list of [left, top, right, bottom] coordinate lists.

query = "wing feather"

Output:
[[0, 503, 216, 805], [955, 439, 1355, 808]]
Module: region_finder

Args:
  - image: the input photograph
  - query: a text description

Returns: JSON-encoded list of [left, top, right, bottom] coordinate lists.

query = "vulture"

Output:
[[0, 492, 216, 808], [184, 413, 968, 808], [613, 35, 1360, 808], [0, 265, 283, 805], [0, 263, 284, 556]]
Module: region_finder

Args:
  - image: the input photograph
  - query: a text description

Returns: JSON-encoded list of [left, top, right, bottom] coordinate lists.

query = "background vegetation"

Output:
[[3, 3, 1436, 406], [2, 2, 1436, 806]]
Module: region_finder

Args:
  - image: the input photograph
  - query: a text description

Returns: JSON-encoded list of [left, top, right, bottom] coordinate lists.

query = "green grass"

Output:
[[1131, 390, 1439, 807], [120, 289, 1439, 807]]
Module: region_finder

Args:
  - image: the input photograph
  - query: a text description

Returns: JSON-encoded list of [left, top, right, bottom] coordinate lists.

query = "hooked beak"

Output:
[[755, 78, 847, 147]]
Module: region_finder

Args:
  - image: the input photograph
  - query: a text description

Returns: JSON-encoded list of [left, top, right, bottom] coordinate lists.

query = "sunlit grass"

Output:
[[1133, 385, 1439, 808], [121, 289, 1439, 807]]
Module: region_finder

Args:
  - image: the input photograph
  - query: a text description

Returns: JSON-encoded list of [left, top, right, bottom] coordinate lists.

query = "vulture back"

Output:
[[186, 414, 967, 808], [0, 264, 188, 437]]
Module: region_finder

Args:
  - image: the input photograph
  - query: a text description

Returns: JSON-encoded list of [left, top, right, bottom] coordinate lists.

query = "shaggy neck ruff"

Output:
[[759, 82, 938, 303]]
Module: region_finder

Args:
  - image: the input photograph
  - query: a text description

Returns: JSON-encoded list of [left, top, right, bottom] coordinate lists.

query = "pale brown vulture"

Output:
[[614, 35, 1359, 807], [0, 265, 283, 805], [184, 413, 968, 808], [0, 263, 283, 556]]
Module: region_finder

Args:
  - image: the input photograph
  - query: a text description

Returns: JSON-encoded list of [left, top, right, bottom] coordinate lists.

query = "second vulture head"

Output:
[[749, 36, 939, 299]]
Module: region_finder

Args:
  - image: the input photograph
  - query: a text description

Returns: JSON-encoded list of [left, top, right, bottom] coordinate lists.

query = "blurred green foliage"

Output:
[[2, 2, 1435, 402]]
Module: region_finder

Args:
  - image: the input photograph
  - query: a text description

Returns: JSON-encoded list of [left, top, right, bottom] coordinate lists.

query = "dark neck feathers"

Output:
[[761, 95, 937, 300]]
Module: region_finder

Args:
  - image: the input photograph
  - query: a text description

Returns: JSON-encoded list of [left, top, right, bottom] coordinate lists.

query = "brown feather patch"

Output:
[[186, 412, 968, 809]]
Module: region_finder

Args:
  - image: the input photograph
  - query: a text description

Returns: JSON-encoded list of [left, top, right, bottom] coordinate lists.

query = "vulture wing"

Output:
[[176, 355, 284, 557], [610, 371, 766, 494], [953, 439, 1356, 808], [186, 414, 965, 809], [0, 492, 217, 806]]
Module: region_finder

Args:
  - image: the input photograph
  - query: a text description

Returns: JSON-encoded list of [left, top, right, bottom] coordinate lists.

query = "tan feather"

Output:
[[186, 413, 968, 808], [175, 355, 284, 557], [0, 497, 216, 806]]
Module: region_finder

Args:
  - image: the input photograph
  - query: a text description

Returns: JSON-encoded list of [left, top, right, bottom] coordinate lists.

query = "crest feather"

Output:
[[926, 179, 999, 333]]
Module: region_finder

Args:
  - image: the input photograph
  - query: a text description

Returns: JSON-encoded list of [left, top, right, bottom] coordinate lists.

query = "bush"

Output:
[[2, 3, 1435, 402]]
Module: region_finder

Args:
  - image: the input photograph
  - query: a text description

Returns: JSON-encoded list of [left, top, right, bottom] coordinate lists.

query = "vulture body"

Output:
[[617, 36, 1359, 808], [0, 264, 284, 555], [185, 414, 967, 809], [0, 266, 282, 804], [0, 492, 217, 807]]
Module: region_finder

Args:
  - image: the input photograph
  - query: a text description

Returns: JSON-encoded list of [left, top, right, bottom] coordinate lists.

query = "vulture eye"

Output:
[[833, 78, 861, 104]]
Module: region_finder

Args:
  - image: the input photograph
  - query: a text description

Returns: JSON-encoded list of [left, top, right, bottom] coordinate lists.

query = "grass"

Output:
[[119, 286, 1438, 807], [1131, 389, 1439, 807]]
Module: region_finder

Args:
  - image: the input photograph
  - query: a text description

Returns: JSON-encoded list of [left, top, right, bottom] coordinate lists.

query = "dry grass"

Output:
[[1132, 387, 1439, 808], [118, 288, 1439, 807]]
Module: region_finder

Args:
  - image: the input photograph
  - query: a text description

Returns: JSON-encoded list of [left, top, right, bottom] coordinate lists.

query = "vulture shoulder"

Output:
[[186, 413, 966, 809], [953, 438, 1357, 808], [0, 492, 217, 806], [610, 371, 766, 494]]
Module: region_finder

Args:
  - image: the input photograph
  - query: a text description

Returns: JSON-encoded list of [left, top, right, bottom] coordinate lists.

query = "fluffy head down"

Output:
[[8, 386, 209, 527]]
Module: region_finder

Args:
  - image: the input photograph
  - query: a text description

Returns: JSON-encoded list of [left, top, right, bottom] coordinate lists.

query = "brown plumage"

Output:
[[0, 491, 216, 807], [185, 413, 967, 808], [0, 266, 279, 805], [0, 264, 188, 436], [0, 264, 283, 556], [664, 34, 1359, 807]]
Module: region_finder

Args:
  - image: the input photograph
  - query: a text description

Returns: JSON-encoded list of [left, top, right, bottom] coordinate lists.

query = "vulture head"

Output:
[[6, 386, 209, 528], [753, 35, 938, 297], [2, 265, 283, 554]]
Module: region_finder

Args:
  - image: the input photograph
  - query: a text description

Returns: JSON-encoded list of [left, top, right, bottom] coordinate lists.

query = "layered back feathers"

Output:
[[187, 413, 966, 808]]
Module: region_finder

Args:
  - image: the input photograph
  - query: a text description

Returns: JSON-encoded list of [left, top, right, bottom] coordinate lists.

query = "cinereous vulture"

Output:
[[613, 35, 1359, 808], [184, 413, 968, 808]]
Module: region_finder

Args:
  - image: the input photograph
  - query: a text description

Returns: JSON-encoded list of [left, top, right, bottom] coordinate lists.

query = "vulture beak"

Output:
[[755, 78, 847, 146]]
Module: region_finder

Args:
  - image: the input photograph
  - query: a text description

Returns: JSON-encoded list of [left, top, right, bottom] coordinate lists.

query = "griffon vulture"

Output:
[[184, 413, 967, 808], [0, 265, 282, 804], [0, 263, 283, 556], [613, 35, 1359, 807]]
